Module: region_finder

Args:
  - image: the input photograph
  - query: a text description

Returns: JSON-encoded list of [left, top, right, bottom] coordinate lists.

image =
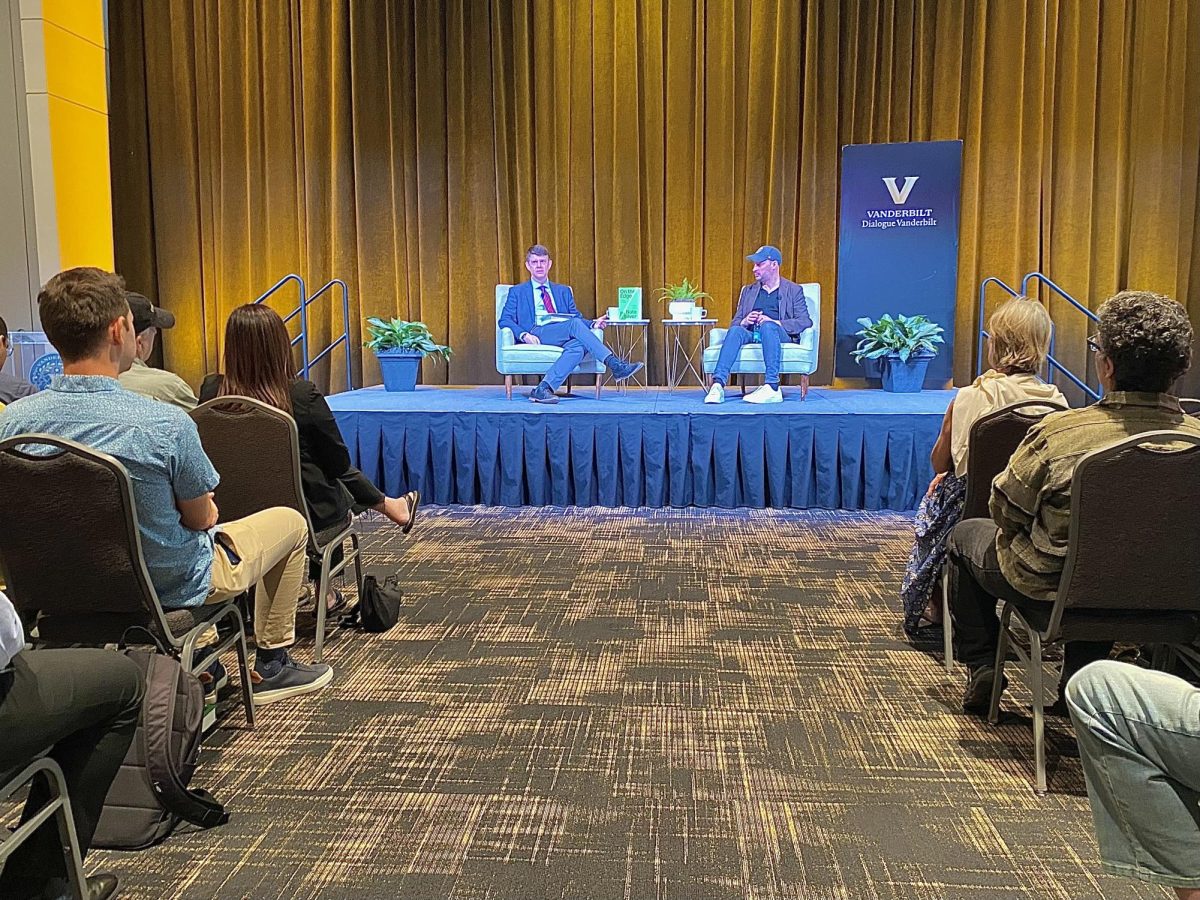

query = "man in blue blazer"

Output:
[[498, 244, 642, 403]]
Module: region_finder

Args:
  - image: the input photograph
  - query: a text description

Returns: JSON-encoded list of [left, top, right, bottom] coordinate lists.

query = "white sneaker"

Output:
[[704, 383, 725, 404], [744, 384, 783, 404]]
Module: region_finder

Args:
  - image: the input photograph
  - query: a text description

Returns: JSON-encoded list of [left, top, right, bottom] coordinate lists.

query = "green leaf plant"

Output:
[[656, 278, 712, 304], [364, 317, 453, 362], [850, 313, 945, 364]]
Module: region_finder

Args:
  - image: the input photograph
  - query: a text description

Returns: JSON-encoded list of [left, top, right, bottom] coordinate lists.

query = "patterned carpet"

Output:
[[93, 507, 1165, 899]]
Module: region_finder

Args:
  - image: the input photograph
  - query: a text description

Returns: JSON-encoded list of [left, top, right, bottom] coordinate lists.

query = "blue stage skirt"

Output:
[[329, 387, 948, 511]]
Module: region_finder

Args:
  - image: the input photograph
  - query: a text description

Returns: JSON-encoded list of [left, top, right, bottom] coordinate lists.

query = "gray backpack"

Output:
[[92, 649, 228, 849]]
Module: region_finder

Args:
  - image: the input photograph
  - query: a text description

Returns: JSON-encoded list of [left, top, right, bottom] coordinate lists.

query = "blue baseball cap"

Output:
[[746, 245, 782, 264]]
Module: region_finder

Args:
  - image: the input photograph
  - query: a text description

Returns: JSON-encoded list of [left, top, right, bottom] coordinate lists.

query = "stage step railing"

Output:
[[977, 272, 1101, 402], [254, 274, 354, 393]]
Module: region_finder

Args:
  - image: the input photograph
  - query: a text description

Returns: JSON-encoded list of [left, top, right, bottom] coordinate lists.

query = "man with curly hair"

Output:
[[948, 290, 1200, 715]]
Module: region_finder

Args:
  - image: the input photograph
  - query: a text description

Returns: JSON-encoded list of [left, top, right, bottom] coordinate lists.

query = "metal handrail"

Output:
[[1022, 272, 1101, 401], [1021, 272, 1098, 323], [977, 272, 1101, 401], [254, 274, 354, 392], [977, 276, 1020, 377], [254, 274, 309, 380], [303, 279, 354, 392]]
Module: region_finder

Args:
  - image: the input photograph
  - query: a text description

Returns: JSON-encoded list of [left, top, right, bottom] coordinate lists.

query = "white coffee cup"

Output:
[[607, 306, 620, 321]]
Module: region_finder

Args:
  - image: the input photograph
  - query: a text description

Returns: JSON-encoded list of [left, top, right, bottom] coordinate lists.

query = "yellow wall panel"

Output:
[[42, 22, 106, 113], [48, 95, 113, 270], [41, 0, 106, 49]]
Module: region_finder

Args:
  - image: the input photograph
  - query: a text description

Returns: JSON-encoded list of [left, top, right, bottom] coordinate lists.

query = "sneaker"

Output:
[[607, 357, 644, 382], [704, 383, 725, 404], [198, 657, 228, 698], [252, 652, 333, 705], [529, 382, 559, 404], [962, 665, 1007, 716], [744, 384, 783, 404]]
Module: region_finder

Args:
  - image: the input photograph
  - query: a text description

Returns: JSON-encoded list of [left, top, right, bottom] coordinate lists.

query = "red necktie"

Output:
[[539, 284, 556, 314]]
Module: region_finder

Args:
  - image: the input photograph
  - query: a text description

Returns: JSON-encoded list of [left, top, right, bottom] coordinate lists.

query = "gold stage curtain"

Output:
[[109, 0, 1200, 395]]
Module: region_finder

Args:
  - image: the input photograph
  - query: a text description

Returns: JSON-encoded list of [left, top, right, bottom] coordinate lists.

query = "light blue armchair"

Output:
[[495, 284, 605, 399], [702, 283, 821, 400]]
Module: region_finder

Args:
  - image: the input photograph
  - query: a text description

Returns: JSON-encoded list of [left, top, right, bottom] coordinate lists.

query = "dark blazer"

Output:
[[199, 374, 384, 533], [497, 281, 585, 340], [731, 278, 813, 339]]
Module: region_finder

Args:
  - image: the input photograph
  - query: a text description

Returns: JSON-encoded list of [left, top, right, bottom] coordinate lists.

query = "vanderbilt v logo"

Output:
[[882, 176, 919, 205]]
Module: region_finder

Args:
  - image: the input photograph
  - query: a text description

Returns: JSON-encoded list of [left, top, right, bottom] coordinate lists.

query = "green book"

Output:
[[616, 287, 642, 321]]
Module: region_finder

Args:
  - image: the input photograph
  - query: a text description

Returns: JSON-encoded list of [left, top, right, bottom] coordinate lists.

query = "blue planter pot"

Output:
[[881, 353, 934, 393], [376, 349, 423, 392]]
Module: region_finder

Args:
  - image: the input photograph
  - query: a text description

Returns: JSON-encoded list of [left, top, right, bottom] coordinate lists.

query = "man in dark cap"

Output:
[[705, 245, 813, 404], [117, 292, 199, 410]]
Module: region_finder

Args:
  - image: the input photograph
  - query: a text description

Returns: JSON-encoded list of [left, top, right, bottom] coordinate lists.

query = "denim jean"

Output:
[[710, 322, 788, 388], [1067, 660, 1200, 889]]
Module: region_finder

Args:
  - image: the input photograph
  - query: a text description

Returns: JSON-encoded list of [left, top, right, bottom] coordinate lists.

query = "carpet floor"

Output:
[[92, 507, 1165, 899]]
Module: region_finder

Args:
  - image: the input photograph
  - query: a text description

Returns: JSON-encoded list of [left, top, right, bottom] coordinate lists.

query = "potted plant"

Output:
[[850, 313, 945, 393], [657, 278, 711, 320], [364, 317, 452, 392]]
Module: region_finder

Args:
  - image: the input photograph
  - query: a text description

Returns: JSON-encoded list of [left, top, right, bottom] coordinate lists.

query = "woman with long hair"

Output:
[[900, 296, 1066, 637], [200, 304, 418, 610]]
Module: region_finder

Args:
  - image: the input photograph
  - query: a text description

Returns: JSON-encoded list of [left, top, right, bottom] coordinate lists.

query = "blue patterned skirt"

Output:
[[900, 472, 967, 631]]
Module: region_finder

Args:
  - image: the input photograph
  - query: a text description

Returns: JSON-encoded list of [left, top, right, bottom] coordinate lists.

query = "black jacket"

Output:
[[199, 375, 384, 533]]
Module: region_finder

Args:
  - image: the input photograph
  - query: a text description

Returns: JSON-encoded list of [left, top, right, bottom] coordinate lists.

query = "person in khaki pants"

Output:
[[205, 506, 330, 703], [0, 267, 332, 705]]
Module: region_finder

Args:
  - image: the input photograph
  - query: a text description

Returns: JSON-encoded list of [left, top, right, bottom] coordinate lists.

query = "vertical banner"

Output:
[[835, 141, 962, 384]]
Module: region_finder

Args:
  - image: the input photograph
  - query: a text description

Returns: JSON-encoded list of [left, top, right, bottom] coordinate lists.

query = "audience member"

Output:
[[949, 290, 1200, 714], [0, 268, 331, 705], [901, 297, 1065, 636], [1067, 661, 1200, 899], [0, 315, 37, 404], [0, 589, 141, 900], [199, 304, 418, 612], [117, 292, 199, 410]]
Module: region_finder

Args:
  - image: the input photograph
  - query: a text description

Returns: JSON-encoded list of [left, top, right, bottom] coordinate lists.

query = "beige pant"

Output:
[[205, 506, 308, 650]]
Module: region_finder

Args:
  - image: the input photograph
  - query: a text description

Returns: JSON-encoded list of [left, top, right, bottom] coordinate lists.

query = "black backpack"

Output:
[[92, 649, 228, 849], [341, 574, 403, 632]]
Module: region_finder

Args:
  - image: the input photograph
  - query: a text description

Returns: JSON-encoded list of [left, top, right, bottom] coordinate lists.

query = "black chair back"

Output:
[[0, 435, 163, 642], [961, 400, 1068, 519], [190, 397, 313, 532], [1059, 431, 1200, 611]]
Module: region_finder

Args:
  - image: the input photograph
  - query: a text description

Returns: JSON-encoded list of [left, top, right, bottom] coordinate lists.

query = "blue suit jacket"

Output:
[[498, 281, 585, 340]]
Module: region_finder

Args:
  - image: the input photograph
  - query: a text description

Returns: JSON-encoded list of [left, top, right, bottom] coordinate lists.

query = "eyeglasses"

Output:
[[1087, 335, 1103, 355]]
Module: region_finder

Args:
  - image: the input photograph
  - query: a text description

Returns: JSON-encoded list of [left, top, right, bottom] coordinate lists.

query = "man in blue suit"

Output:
[[498, 245, 642, 403]]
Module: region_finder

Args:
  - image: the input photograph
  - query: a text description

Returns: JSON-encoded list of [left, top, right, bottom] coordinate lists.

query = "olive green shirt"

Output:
[[990, 392, 1200, 600], [117, 358, 199, 411]]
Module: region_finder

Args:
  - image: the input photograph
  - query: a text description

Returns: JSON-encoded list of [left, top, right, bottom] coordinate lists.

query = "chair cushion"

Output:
[[701, 342, 817, 375], [163, 604, 231, 641], [1010, 598, 1200, 644], [313, 515, 354, 551], [497, 343, 606, 375]]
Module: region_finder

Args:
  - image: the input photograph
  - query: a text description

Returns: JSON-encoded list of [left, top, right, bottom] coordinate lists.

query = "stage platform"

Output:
[[327, 385, 953, 511]]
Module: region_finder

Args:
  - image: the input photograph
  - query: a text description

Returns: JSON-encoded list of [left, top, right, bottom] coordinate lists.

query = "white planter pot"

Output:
[[668, 300, 696, 320]]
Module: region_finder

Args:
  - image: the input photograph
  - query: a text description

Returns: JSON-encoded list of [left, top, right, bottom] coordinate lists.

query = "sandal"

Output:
[[402, 490, 421, 535], [324, 589, 348, 616]]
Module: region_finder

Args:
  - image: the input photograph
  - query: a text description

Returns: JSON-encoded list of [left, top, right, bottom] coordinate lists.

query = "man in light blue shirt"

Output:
[[0, 267, 331, 706]]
